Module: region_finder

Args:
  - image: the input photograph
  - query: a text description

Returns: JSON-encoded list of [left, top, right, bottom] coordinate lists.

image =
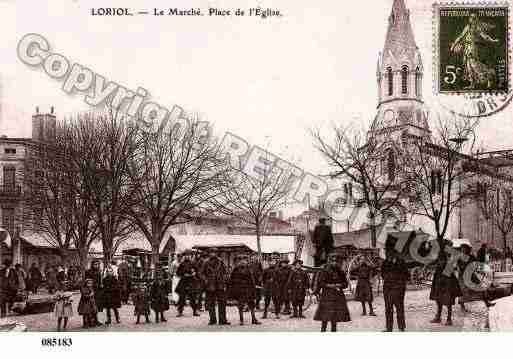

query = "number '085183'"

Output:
[[41, 338, 73, 347]]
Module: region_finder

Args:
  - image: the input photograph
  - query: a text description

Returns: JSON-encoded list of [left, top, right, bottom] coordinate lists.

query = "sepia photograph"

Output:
[[1, 1, 513, 356]]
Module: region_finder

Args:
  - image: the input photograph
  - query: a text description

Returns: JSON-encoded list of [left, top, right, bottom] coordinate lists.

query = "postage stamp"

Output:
[[434, 3, 510, 94]]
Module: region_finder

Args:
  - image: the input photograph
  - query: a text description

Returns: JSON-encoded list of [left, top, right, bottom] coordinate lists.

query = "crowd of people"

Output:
[[0, 220, 502, 332]]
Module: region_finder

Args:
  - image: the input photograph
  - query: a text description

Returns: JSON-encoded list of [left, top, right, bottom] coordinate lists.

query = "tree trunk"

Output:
[[78, 247, 89, 280], [503, 232, 508, 272], [256, 224, 262, 260], [370, 213, 377, 248], [151, 241, 160, 277], [103, 249, 112, 268]]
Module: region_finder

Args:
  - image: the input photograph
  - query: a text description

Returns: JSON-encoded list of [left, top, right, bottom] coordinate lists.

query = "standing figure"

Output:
[[381, 243, 410, 332], [352, 257, 377, 316], [14, 264, 27, 293], [54, 290, 73, 331], [175, 250, 200, 317], [262, 254, 280, 319], [133, 283, 151, 324], [458, 244, 494, 310], [78, 279, 98, 328], [200, 248, 230, 325], [102, 267, 122, 325], [430, 242, 462, 326], [118, 259, 131, 304], [28, 263, 43, 294], [286, 259, 310, 318], [150, 273, 170, 323], [229, 255, 261, 326], [312, 218, 334, 267], [249, 253, 264, 310], [194, 252, 208, 311], [0, 260, 18, 317], [450, 13, 499, 89], [56, 265, 67, 291], [85, 260, 104, 326], [276, 258, 292, 315], [46, 265, 58, 294], [313, 253, 351, 332]]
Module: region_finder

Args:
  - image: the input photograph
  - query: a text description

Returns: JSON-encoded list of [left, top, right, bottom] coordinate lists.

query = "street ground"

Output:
[[5, 288, 469, 332]]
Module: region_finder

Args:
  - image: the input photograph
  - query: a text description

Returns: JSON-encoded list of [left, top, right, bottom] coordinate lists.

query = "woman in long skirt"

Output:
[[313, 253, 351, 332], [352, 257, 376, 316]]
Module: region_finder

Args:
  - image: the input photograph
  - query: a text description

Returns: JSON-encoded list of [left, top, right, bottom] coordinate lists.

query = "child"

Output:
[[150, 274, 170, 323], [54, 290, 73, 331], [133, 283, 151, 324], [77, 278, 97, 329]]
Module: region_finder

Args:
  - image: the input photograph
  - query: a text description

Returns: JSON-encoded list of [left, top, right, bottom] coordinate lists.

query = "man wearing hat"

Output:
[[199, 248, 230, 325], [313, 218, 334, 267], [381, 239, 410, 332], [249, 253, 264, 310], [286, 259, 310, 318], [85, 260, 103, 326], [262, 252, 280, 319], [313, 253, 351, 332], [276, 257, 292, 315], [175, 250, 200, 317], [228, 254, 261, 325]]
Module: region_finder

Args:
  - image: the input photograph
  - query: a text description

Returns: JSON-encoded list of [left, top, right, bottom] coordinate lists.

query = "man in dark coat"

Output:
[[175, 250, 200, 317], [28, 263, 43, 294], [85, 260, 103, 326], [276, 258, 292, 315], [477, 243, 488, 263], [228, 254, 261, 326], [381, 243, 410, 332], [102, 267, 121, 325], [312, 218, 334, 267], [313, 253, 351, 332], [200, 248, 230, 325], [118, 259, 131, 304], [249, 253, 264, 310], [194, 252, 208, 311], [262, 254, 280, 319], [286, 259, 310, 318]]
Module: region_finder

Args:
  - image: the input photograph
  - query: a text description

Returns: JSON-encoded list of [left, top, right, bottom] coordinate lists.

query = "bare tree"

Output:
[[398, 115, 479, 247], [126, 117, 226, 268], [80, 111, 140, 266], [475, 179, 513, 262], [25, 121, 100, 276], [213, 148, 294, 257], [311, 123, 407, 248]]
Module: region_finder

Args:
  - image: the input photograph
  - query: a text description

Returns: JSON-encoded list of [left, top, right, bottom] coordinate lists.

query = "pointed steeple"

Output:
[[382, 0, 418, 67]]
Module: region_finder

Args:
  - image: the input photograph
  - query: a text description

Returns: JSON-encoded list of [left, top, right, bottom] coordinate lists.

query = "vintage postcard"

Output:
[[1, 1, 513, 355]]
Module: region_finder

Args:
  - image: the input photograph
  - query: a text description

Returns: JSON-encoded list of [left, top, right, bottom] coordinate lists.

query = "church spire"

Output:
[[382, 0, 418, 67]]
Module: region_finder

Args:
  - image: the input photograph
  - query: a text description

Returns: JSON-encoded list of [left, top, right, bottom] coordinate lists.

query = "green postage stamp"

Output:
[[435, 3, 510, 94]]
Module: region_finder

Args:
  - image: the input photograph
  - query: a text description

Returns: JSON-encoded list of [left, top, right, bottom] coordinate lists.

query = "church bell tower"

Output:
[[372, 0, 429, 141]]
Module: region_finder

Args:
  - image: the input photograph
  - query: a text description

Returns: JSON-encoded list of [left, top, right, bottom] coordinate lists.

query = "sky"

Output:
[[1, 0, 513, 178]]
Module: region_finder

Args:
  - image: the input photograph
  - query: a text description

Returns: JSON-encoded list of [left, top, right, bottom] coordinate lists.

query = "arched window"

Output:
[[387, 150, 396, 182], [415, 67, 421, 97], [401, 66, 409, 94], [387, 67, 393, 96]]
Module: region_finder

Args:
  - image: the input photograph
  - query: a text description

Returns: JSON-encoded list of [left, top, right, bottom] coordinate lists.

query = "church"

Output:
[[333, 0, 513, 254]]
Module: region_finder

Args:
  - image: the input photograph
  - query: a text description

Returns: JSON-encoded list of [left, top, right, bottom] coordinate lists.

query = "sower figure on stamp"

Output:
[[102, 267, 121, 325], [150, 272, 170, 323], [429, 241, 461, 326], [228, 254, 261, 326], [351, 256, 377, 316], [286, 259, 310, 319], [381, 240, 410, 332], [175, 250, 200, 317], [450, 13, 499, 90], [313, 253, 351, 332], [276, 258, 292, 315], [200, 248, 230, 325], [261, 253, 280, 319], [312, 217, 334, 267]]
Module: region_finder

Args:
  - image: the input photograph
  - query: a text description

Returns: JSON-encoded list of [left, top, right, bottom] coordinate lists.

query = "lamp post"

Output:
[[450, 136, 468, 239]]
